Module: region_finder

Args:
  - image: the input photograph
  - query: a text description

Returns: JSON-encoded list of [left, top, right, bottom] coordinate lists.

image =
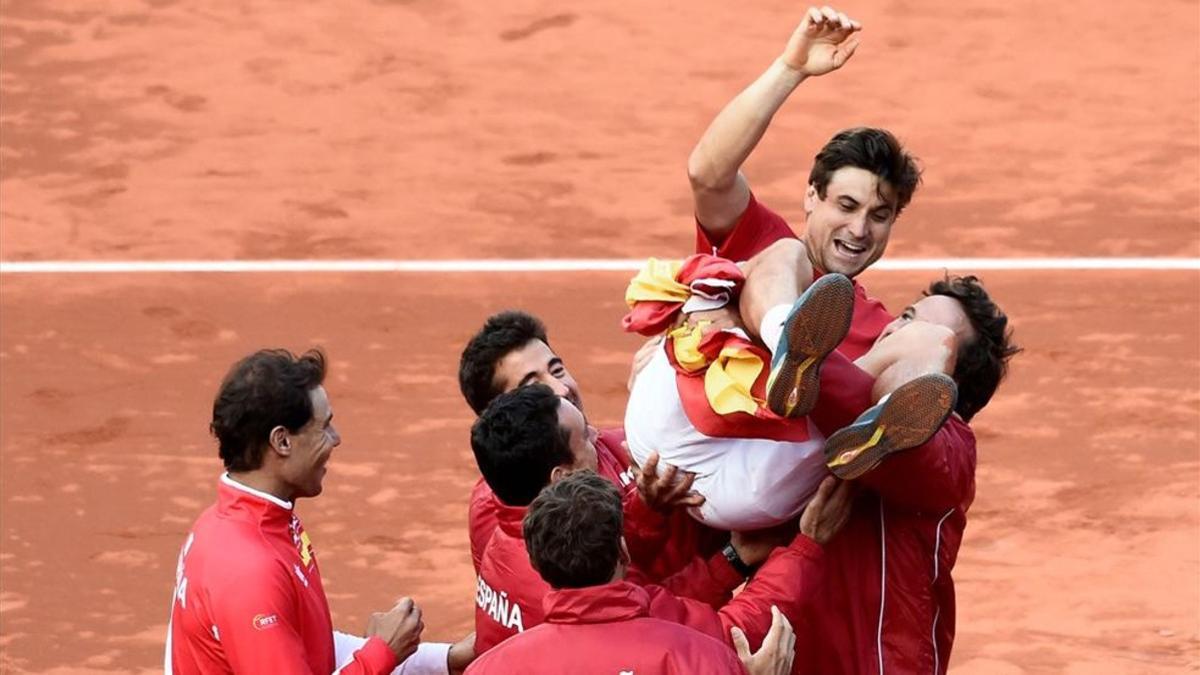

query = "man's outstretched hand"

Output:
[[780, 6, 863, 77], [627, 336, 663, 392], [799, 476, 856, 545], [632, 448, 706, 513], [733, 605, 797, 675]]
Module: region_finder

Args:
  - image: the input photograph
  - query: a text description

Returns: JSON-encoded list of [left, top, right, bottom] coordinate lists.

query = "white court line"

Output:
[[0, 257, 1198, 274]]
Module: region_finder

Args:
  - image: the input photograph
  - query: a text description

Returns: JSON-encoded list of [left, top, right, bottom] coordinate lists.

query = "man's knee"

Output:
[[755, 238, 807, 264], [892, 322, 958, 353], [880, 322, 958, 372], [742, 238, 808, 278]]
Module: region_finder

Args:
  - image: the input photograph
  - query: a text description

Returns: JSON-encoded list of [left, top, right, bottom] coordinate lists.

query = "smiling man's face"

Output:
[[280, 385, 340, 500], [802, 166, 899, 278], [492, 339, 583, 412]]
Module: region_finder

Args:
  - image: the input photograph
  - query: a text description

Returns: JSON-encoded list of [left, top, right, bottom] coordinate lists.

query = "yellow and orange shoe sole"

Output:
[[824, 373, 958, 480], [765, 274, 855, 418]]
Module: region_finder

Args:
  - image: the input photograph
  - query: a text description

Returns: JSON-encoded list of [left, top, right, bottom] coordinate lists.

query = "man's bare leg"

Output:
[[854, 321, 958, 402], [737, 239, 855, 418], [738, 238, 816, 344], [738, 238, 957, 409], [736, 244, 961, 477], [820, 323, 959, 479]]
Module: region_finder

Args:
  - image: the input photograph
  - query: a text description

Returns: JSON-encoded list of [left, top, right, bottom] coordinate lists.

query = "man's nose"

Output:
[[541, 376, 570, 398], [881, 319, 905, 340], [845, 213, 869, 238]]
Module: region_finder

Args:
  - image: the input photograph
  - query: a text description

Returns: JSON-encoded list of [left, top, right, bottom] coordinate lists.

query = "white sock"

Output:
[[759, 303, 793, 354]]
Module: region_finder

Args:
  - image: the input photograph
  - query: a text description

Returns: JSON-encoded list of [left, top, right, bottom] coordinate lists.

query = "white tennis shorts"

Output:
[[624, 345, 827, 530]]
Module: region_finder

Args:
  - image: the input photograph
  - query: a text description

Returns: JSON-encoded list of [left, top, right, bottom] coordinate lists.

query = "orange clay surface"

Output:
[[1, 0, 1198, 673]]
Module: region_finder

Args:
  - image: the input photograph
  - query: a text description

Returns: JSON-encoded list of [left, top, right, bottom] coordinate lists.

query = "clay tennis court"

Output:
[[2, 1, 1198, 672]]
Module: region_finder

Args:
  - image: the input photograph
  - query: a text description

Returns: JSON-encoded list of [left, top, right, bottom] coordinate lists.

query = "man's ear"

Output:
[[549, 464, 570, 484], [804, 183, 819, 214], [268, 426, 292, 457]]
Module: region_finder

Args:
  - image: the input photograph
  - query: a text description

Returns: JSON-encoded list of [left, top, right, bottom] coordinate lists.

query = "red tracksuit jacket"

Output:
[[466, 581, 748, 675], [473, 499, 746, 654], [166, 475, 396, 674], [700, 196, 978, 674], [468, 428, 636, 572]]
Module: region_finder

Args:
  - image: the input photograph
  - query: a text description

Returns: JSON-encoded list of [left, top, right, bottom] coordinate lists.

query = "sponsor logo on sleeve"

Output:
[[253, 614, 279, 630]]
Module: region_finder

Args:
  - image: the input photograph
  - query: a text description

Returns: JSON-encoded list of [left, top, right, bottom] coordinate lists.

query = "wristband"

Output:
[[722, 542, 755, 578]]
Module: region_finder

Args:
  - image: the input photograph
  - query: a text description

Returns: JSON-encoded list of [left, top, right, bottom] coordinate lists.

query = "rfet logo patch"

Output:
[[253, 613, 280, 630]]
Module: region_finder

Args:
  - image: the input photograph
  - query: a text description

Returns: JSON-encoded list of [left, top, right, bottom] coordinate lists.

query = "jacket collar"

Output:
[[218, 473, 294, 527], [494, 499, 528, 538], [542, 580, 650, 625]]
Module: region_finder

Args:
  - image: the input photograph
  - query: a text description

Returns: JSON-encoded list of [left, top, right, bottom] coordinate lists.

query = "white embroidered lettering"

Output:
[[476, 577, 526, 632], [175, 576, 189, 610], [507, 602, 524, 632], [496, 592, 509, 626], [172, 533, 195, 610]]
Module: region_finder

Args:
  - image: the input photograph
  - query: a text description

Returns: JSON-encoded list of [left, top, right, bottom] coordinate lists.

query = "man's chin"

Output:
[[824, 262, 866, 278], [821, 252, 874, 278]]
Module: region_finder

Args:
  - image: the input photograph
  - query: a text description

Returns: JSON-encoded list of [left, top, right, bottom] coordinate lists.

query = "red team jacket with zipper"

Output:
[[472, 498, 745, 654], [465, 581, 748, 675], [470, 532, 825, 673], [167, 475, 397, 675]]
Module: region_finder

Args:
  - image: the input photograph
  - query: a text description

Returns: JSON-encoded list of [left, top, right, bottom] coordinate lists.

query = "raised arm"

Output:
[[688, 6, 862, 240]]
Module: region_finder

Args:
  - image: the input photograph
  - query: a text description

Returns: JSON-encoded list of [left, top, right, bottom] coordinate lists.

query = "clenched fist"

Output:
[[366, 597, 424, 663]]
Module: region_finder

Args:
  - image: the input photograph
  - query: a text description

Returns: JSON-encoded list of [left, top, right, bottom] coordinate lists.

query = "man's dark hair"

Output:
[[470, 384, 572, 506], [926, 276, 1021, 421], [809, 127, 922, 214], [459, 311, 550, 415], [524, 470, 623, 589], [210, 348, 327, 472]]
